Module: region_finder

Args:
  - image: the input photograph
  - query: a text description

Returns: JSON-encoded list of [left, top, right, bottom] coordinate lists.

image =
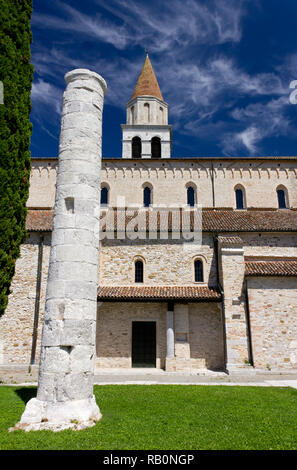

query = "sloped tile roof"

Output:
[[97, 285, 221, 301], [101, 208, 297, 232], [26, 209, 297, 233], [217, 235, 243, 246], [245, 259, 297, 276], [26, 209, 54, 231], [130, 54, 164, 101], [202, 209, 297, 232]]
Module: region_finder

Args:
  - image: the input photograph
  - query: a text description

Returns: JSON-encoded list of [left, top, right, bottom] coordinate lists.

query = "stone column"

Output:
[[166, 303, 191, 372], [166, 310, 174, 358], [13, 69, 107, 431], [141, 139, 151, 159], [165, 308, 174, 371]]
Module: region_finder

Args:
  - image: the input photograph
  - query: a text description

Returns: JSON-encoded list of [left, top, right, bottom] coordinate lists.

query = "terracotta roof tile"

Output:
[[26, 209, 297, 233], [101, 208, 297, 233], [217, 235, 243, 246], [202, 209, 297, 232], [26, 209, 53, 231], [245, 260, 297, 276], [131, 54, 164, 101], [97, 285, 221, 301]]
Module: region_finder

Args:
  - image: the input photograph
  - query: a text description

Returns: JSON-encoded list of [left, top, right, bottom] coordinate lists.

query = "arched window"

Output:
[[277, 188, 287, 209], [187, 186, 195, 207], [135, 260, 144, 283], [132, 136, 141, 159], [194, 259, 204, 282], [235, 187, 245, 209], [100, 186, 109, 206], [151, 137, 161, 158], [144, 103, 150, 122], [143, 186, 151, 207]]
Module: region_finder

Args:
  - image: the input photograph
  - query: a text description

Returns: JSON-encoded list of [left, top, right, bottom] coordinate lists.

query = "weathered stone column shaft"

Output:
[[14, 69, 107, 432]]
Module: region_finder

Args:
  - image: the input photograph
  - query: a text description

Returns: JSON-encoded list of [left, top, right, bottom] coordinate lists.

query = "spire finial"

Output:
[[145, 48, 149, 56]]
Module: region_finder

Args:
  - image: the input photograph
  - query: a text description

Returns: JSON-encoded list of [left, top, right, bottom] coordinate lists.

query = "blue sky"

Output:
[[30, 0, 297, 158]]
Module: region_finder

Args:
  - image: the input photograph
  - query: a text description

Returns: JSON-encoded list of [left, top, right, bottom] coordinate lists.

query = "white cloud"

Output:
[[30, 0, 296, 156], [31, 79, 62, 115], [31, 0, 248, 115], [237, 127, 260, 154], [221, 97, 291, 155], [32, 0, 246, 55], [32, 4, 129, 49], [95, 0, 246, 52]]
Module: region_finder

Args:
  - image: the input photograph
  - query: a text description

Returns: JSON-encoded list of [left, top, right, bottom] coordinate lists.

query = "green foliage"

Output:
[[0, 1, 33, 316], [0, 385, 297, 449]]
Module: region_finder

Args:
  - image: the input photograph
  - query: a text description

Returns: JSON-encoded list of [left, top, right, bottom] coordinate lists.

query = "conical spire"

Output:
[[131, 52, 164, 101]]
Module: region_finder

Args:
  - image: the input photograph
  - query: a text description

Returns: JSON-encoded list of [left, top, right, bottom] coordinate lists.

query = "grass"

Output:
[[0, 385, 296, 450]]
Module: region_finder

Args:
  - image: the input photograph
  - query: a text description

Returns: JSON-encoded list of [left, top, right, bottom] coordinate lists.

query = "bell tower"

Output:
[[121, 52, 172, 159]]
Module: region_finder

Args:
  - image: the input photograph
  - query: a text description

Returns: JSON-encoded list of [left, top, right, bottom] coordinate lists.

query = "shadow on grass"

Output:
[[14, 387, 37, 405]]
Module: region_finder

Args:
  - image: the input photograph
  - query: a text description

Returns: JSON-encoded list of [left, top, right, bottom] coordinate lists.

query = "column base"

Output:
[[10, 395, 101, 432]]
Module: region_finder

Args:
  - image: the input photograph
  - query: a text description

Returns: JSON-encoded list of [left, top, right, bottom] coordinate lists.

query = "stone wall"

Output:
[[28, 159, 57, 208], [96, 301, 167, 369], [189, 302, 224, 370], [126, 96, 168, 126], [242, 232, 297, 258], [28, 158, 297, 210], [95, 301, 224, 370], [0, 233, 51, 365], [247, 277, 297, 370], [1, 228, 297, 372], [218, 238, 250, 370], [99, 235, 216, 286]]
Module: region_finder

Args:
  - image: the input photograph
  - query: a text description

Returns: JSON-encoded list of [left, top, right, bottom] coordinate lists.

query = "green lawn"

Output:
[[0, 385, 296, 450]]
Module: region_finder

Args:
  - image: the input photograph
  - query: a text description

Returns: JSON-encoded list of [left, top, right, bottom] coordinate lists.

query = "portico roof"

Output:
[[97, 285, 221, 301]]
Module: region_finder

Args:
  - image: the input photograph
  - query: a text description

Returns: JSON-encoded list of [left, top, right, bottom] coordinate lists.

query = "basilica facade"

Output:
[[1, 54, 297, 378]]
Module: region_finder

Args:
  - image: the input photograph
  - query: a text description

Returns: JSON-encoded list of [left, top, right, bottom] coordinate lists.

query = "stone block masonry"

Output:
[[95, 302, 224, 372], [12, 69, 107, 432], [218, 236, 250, 372], [0, 234, 50, 367], [248, 277, 297, 370]]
